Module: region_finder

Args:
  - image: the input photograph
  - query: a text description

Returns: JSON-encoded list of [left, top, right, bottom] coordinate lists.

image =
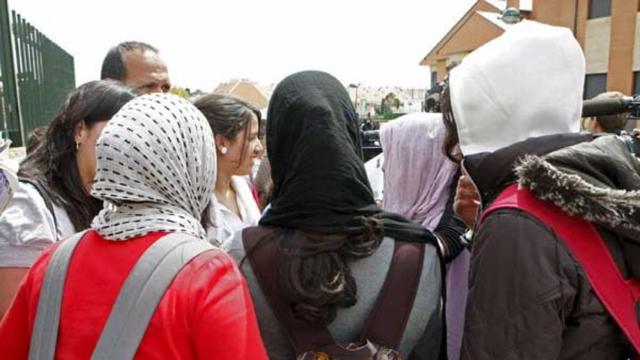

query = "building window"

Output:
[[430, 71, 437, 87], [588, 0, 612, 19], [520, 0, 533, 12], [584, 73, 607, 99], [629, 71, 640, 131]]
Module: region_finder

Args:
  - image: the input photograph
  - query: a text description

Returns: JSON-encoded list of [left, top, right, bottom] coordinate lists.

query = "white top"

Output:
[[364, 153, 384, 204], [0, 168, 15, 215], [207, 176, 261, 247], [0, 181, 75, 267], [0, 139, 18, 214]]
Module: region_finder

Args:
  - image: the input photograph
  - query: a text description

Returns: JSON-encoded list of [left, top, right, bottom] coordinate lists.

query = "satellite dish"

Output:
[[500, 7, 523, 24]]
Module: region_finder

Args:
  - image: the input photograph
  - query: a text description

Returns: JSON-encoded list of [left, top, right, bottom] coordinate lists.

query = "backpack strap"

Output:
[[362, 241, 425, 349], [481, 184, 640, 354], [243, 226, 424, 354], [28, 231, 213, 360], [19, 178, 58, 237], [242, 227, 334, 352], [91, 233, 213, 360], [29, 230, 88, 360]]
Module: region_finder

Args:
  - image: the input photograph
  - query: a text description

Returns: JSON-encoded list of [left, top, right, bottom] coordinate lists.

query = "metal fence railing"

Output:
[[0, 0, 75, 147]]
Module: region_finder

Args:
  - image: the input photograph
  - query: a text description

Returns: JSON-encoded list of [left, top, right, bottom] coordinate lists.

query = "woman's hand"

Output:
[[454, 175, 481, 229]]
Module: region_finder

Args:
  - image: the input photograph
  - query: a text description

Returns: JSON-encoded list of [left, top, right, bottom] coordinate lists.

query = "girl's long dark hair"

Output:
[[441, 79, 462, 163], [279, 227, 382, 325], [18, 80, 135, 230], [242, 224, 382, 326]]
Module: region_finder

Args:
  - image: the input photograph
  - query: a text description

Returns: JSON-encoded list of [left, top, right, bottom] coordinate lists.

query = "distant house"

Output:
[[351, 86, 426, 117], [212, 80, 271, 113], [420, 0, 640, 100], [421, 0, 523, 87]]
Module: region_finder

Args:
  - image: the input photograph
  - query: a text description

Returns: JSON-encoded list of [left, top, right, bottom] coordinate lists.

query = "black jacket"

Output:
[[461, 134, 637, 359]]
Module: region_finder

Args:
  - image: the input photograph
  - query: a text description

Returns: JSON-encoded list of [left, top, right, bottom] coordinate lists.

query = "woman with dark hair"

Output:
[[0, 80, 135, 317], [193, 94, 264, 246], [226, 71, 443, 359]]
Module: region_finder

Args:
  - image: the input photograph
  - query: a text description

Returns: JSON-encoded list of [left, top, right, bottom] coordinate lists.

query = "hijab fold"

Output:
[[91, 93, 216, 241], [381, 113, 457, 230]]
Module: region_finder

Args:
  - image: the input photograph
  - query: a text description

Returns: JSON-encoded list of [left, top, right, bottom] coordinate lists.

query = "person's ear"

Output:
[[591, 119, 604, 133], [74, 120, 88, 150], [214, 134, 229, 155]]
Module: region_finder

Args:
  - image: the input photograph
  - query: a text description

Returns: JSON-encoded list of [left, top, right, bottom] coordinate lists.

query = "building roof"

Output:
[[484, 0, 507, 12], [212, 80, 270, 110], [213, 82, 234, 94], [419, 0, 508, 66], [477, 11, 523, 30]]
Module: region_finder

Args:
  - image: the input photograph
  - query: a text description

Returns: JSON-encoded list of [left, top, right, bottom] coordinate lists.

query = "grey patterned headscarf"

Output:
[[91, 93, 216, 240]]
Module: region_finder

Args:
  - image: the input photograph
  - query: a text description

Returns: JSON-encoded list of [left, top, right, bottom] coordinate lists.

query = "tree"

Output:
[[169, 87, 191, 99], [379, 92, 403, 116]]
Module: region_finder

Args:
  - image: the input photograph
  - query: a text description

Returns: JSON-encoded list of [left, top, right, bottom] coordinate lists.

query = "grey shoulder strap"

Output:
[[29, 230, 88, 360], [91, 233, 213, 360]]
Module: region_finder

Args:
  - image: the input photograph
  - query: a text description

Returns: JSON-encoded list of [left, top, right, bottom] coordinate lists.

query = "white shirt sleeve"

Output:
[[223, 229, 246, 262], [0, 182, 58, 267], [0, 140, 18, 215]]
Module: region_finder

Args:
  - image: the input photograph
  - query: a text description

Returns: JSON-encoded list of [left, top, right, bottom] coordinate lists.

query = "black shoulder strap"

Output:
[[19, 178, 59, 235], [243, 227, 425, 354]]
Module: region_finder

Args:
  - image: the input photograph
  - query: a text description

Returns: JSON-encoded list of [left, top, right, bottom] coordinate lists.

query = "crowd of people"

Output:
[[0, 20, 638, 360]]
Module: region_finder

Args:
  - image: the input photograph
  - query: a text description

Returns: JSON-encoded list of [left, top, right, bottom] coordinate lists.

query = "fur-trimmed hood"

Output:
[[515, 135, 640, 240], [464, 133, 640, 279], [515, 135, 640, 280], [461, 134, 635, 357], [462, 133, 591, 205]]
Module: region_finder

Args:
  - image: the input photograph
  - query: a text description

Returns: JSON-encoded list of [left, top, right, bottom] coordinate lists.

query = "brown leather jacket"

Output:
[[461, 134, 636, 360]]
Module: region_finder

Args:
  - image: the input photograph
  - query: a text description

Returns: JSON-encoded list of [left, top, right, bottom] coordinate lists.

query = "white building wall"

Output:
[[584, 17, 611, 74]]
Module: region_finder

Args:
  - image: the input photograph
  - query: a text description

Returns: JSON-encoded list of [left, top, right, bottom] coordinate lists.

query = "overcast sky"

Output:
[[10, 0, 477, 90]]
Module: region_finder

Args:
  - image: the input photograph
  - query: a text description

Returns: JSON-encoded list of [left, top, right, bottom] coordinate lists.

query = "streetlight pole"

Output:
[[349, 83, 360, 115]]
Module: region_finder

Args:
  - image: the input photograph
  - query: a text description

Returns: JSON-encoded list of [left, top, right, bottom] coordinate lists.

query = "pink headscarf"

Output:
[[382, 113, 467, 360], [381, 113, 458, 230]]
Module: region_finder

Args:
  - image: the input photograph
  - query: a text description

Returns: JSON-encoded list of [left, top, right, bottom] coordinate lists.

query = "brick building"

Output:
[[420, 0, 640, 99]]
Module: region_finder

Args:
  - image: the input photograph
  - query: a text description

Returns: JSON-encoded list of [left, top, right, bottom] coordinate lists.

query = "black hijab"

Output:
[[260, 71, 435, 244]]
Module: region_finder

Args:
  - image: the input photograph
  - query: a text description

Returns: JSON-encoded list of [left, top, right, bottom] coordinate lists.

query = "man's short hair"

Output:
[[100, 41, 158, 81], [593, 91, 628, 134]]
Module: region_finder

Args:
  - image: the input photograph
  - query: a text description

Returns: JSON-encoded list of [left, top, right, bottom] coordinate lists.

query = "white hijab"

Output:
[[450, 21, 585, 155], [91, 93, 216, 241]]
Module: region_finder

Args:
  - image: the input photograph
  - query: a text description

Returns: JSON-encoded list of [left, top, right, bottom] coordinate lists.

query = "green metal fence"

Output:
[[0, 0, 75, 147]]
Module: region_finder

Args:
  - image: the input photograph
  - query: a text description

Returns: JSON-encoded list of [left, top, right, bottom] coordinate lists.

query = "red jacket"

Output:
[[0, 230, 268, 359]]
